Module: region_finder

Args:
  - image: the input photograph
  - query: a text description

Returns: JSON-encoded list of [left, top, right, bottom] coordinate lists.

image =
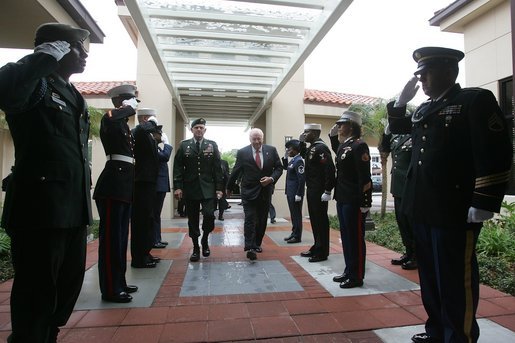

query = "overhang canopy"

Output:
[[124, 0, 353, 126]]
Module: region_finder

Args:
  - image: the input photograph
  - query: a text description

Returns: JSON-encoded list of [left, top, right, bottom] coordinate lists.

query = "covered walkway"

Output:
[[0, 204, 514, 342]]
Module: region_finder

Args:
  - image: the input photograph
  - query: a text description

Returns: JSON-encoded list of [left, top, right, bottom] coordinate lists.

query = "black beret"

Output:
[[285, 139, 301, 150], [413, 46, 464, 75], [35, 23, 89, 46], [191, 118, 206, 128]]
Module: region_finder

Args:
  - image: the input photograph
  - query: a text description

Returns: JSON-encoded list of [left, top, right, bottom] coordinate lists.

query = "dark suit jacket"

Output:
[[0, 52, 93, 229], [228, 144, 283, 201]]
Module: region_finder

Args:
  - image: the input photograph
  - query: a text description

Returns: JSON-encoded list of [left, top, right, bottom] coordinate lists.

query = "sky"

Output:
[[0, 0, 464, 151]]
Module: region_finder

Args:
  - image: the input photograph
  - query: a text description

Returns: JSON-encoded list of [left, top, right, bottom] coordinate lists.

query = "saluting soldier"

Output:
[[131, 108, 161, 268], [299, 124, 336, 263], [379, 130, 417, 270], [173, 118, 223, 262], [281, 139, 306, 243], [329, 111, 372, 289], [94, 84, 140, 303], [0, 23, 92, 342], [387, 47, 512, 343]]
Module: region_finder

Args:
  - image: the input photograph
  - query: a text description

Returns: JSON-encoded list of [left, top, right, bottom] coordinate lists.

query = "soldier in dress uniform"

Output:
[[299, 124, 336, 262], [173, 118, 223, 262], [131, 108, 161, 268], [387, 47, 512, 343], [281, 139, 306, 243], [94, 84, 140, 303], [378, 129, 417, 270], [329, 111, 372, 289], [0, 23, 92, 342]]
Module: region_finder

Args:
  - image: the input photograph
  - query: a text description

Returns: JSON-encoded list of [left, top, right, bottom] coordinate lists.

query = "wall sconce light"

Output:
[[284, 135, 293, 144]]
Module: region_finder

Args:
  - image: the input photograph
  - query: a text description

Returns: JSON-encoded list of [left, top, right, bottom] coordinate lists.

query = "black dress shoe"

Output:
[[160, 241, 169, 246], [308, 256, 327, 263], [131, 261, 156, 268], [270, 219, 276, 223], [218, 216, 224, 221], [255, 247, 263, 253], [227, 205, 231, 209], [153, 242, 166, 249], [286, 237, 301, 244], [202, 244, 210, 257], [339, 279, 363, 289], [149, 255, 161, 263], [391, 253, 409, 265], [246, 249, 257, 261], [332, 273, 348, 283], [283, 234, 294, 241], [124, 285, 138, 293], [300, 250, 313, 257], [190, 248, 200, 262], [102, 292, 133, 303], [411, 332, 441, 343], [402, 259, 418, 270]]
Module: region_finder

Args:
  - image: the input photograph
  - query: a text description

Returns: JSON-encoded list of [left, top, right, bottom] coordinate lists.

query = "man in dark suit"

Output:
[[94, 84, 140, 303], [151, 118, 173, 249], [227, 128, 283, 260], [217, 159, 230, 221], [131, 108, 161, 268], [281, 139, 305, 243], [0, 23, 92, 342], [173, 118, 223, 262], [388, 47, 512, 343]]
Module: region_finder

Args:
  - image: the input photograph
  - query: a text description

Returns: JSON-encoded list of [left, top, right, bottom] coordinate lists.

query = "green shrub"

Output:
[[0, 229, 10, 256]]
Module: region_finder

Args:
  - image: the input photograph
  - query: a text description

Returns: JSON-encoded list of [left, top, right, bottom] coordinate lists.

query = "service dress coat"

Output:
[[0, 52, 92, 230]]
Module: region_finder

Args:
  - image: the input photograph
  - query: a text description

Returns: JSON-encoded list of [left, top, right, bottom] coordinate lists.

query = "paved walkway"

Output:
[[0, 204, 514, 342]]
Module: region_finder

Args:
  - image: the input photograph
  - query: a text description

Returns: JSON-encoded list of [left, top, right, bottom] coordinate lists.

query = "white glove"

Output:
[[320, 192, 331, 202], [360, 207, 370, 213], [122, 97, 138, 110], [34, 41, 70, 61], [295, 195, 302, 202], [148, 116, 158, 125], [329, 124, 338, 137], [395, 76, 420, 107], [467, 207, 494, 223], [284, 150, 289, 158], [161, 132, 169, 145]]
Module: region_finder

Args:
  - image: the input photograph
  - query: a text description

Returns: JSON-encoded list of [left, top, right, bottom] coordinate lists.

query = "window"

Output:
[[499, 76, 514, 195]]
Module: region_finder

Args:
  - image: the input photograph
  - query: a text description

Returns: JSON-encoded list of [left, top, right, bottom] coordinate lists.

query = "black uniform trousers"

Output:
[[242, 190, 271, 250], [336, 202, 367, 281], [414, 223, 481, 343], [8, 226, 86, 343], [131, 182, 156, 265], [306, 190, 329, 258], [394, 196, 415, 258], [286, 194, 303, 240], [185, 198, 215, 239], [96, 199, 130, 297], [153, 192, 166, 244]]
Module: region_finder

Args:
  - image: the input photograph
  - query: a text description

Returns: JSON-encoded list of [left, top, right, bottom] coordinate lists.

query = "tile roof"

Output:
[[73, 81, 380, 106], [73, 81, 137, 95], [304, 89, 380, 105]]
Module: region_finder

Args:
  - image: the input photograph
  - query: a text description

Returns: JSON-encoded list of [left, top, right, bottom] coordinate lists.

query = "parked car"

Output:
[[371, 175, 382, 192]]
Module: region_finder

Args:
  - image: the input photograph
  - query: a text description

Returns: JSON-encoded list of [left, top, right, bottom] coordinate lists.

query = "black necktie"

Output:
[[196, 140, 200, 153]]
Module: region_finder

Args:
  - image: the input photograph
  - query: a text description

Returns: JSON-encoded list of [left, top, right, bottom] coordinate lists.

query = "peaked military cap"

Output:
[[107, 84, 140, 102], [35, 22, 89, 46], [191, 118, 206, 128], [285, 139, 301, 150], [336, 111, 362, 126], [304, 123, 321, 131], [413, 46, 464, 75], [137, 108, 156, 116]]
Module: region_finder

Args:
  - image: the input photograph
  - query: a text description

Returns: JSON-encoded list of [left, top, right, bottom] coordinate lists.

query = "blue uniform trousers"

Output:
[[414, 223, 481, 343], [153, 192, 166, 244], [286, 194, 303, 240], [96, 199, 130, 297], [336, 202, 367, 281]]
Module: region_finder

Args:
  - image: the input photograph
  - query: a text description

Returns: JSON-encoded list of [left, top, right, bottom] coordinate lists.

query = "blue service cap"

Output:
[[413, 46, 464, 75], [285, 139, 301, 150]]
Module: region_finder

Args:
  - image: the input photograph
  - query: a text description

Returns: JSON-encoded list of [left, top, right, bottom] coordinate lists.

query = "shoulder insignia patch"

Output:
[[298, 165, 305, 174], [488, 113, 505, 132]]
